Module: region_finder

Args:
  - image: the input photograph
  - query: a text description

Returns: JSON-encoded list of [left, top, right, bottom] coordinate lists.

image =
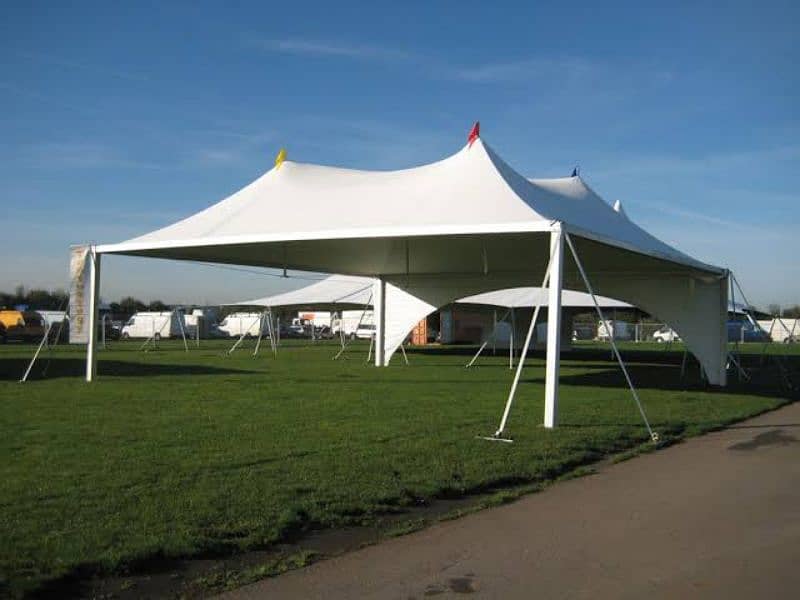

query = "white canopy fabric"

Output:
[[237, 275, 373, 310], [457, 287, 632, 310], [90, 131, 729, 392]]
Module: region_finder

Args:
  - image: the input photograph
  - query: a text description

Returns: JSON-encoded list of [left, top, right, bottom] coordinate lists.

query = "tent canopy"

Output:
[[89, 129, 728, 387], [236, 275, 373, 311], [96, 138, 720, 279], [457, 287, 631, 310]]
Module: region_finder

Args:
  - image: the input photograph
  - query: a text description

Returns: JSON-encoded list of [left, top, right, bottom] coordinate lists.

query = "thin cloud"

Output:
[[447, 57, 598, 83], [16, 51, 149, 82], [23, 142, 163, 170], [629, 198, 787, 237], [245, 36, 412, 61]]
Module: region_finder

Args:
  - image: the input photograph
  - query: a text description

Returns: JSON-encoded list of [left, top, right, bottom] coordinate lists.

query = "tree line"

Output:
[[0, 286, 170, 316]]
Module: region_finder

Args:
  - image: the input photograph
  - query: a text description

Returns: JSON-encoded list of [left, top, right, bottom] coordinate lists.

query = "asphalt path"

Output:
[[226, 402, 800, 599]]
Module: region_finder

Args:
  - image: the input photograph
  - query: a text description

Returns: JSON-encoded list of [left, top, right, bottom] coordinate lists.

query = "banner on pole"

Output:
[[69, 245, 91, 344]]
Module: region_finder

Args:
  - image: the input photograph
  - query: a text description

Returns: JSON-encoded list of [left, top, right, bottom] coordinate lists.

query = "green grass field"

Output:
[[1, 339, 797, 596]]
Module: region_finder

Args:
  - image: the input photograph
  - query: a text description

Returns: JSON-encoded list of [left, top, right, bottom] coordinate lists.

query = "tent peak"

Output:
[[468, 121, 480, 147]]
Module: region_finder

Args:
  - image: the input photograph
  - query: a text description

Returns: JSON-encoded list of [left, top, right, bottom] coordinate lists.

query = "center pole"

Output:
[[544, 227, 564, 429], [374, 277, 386, 367]]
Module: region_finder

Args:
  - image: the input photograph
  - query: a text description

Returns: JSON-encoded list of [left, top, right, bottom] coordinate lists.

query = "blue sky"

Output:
[[1, 1, 798, 308]]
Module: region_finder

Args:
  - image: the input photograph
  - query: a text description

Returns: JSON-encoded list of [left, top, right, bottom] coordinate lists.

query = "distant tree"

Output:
[[119, 296, 146, 315], [767, 303, 781, 317], [148, 300, 169, 311], [14, 285, 25, 304], [783, 305, 800, 319]]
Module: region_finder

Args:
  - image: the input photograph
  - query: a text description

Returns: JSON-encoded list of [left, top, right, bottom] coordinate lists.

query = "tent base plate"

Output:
[[476, 435, 514, 443]]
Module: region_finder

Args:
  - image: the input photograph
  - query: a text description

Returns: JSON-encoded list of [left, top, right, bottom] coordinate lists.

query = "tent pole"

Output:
[[491, 249, 555, 439], [374, 277, 386, 367], [268, 309, 277, 356], [228, 316, 259, 355], [86, 247, 101, 382], [253, 310, 266, 356], [565, 232, 658, 442], [21, 322, 54, 383], [333, 294, 372, 361], [400, 342, 409, 365], [492, 309, 497, 355], [176, 309, 189, 352], [680, 348, 688, 380], [466, 308, 512, 368], [366, 333, 374, 363], [544, 228, 565, 428], [509, 308, 515, 369], [731, 274, 793, 389]]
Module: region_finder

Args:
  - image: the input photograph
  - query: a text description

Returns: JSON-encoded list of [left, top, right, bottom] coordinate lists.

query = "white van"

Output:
[[121, 311, 185, 340], [217, 312, 264, 338]]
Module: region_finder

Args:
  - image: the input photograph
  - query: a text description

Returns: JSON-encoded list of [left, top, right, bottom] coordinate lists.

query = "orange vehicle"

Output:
[[0, 310, 46, 343]]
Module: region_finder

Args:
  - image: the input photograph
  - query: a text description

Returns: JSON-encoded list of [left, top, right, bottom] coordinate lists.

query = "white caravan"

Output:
[[121, 311, 185, 340], [217, 312, 264, 337], [331, 310, 375, 337]]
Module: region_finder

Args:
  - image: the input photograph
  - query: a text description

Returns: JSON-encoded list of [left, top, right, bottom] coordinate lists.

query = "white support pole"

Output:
[[333, 295, 372, 361], [492, 309, 497, 355], [544, 228, 564, 429], [228, 316, 259, 355], [267, 309, 277, 356], [374, 277, 386, 367], [492, 249, 555, 439], [399, 342, 409, 365], [253, 310, 267, 356], [565, 232, 658, 442], [680, 348, 689, 380], [467, 307, 512, 368], [21, 322, 54, 383], [86, 248, 101, 382], [176, 310, 189, 352], [366, 333, 374, 363], [509, 308, 515, 369]]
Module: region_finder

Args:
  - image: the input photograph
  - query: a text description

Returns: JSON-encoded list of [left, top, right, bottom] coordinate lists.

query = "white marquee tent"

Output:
[[80, 125, 729, 437]]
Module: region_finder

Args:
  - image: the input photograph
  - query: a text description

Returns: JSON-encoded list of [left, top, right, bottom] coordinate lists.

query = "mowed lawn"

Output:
[[1, 339, 797, 595]]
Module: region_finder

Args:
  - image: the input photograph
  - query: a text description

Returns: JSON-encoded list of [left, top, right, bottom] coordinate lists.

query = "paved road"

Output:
[[226, 402, 800, 599]]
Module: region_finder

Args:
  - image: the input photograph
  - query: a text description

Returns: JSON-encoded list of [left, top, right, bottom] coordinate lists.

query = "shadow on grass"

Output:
[[0, 358, 258, 381]]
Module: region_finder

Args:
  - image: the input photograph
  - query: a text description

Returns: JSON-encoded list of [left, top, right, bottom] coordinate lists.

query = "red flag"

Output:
[[467, 121, 480, 147]]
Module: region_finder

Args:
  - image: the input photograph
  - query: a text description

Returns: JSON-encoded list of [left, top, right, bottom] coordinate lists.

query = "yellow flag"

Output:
[[274, 148, 287, 169]]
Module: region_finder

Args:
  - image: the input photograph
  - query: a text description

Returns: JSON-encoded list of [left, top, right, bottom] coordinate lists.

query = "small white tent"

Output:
[[237, 275, 374, 311], [456, 287, 631, 310], [81, 124, 729, 435]]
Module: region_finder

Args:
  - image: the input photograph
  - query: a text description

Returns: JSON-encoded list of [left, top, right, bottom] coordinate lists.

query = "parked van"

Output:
[[121, 311, 185, 340], [216, 312, 264, 337], [0, 310, 46, 343]]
